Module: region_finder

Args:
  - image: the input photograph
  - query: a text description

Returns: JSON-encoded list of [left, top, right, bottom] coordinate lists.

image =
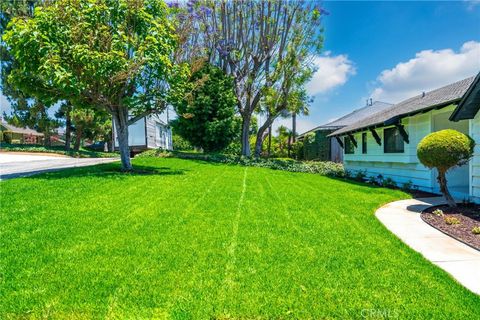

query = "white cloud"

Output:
[[465, 0, 480, 10], [371, 41, 480, 103], [306, 52, 356, 96]]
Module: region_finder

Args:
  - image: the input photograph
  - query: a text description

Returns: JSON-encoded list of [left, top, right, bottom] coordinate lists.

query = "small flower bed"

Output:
[[422, 204, 480, 250]]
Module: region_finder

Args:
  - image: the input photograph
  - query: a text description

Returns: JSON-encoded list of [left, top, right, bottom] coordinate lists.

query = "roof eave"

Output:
[[450, 72, 480, 122], [329, 98, 461, 137]]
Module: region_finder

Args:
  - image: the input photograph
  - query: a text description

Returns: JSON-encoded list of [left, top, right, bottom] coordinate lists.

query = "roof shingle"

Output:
[[330, 76, 476, 136], [298, 101, 392, 137]]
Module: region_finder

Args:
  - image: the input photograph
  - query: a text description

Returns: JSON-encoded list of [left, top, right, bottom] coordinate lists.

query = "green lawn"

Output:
[[1, 157, 479, 319]]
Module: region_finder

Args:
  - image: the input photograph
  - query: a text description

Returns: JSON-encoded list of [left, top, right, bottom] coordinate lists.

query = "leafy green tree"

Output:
[[70, 108, 95, 152], [55, 102, 73, 150], [181, 0, 325, 156], [171, 63, 239, 152], [417, 129, 475, 207], [0, 0, 58, 144], [56, 103, 112, 151], [4, 0, 183, 170]]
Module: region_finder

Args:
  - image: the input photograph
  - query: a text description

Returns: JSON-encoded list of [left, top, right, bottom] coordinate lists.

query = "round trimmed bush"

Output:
[[417, 129, 474, 170], [417, 129, 475, 206]]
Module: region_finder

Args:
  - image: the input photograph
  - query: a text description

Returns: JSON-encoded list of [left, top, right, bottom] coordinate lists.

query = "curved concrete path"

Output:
[[376, 197, 480, 295]]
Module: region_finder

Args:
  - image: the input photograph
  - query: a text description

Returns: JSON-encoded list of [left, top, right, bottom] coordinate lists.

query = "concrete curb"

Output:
[[0, 158, 119, 180], [376, 197, 480, 295]]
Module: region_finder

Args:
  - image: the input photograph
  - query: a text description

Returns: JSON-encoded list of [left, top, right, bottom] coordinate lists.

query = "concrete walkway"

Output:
[[376, 197, 480, 295], [0, 152, 119, 180]]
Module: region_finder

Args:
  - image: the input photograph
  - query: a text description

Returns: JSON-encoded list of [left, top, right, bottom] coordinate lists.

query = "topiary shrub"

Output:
[[417, 129, 475, 207]]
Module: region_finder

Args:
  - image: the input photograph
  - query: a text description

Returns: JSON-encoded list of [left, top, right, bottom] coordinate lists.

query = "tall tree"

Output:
[[170, 62, 239, 152], [0, 0, 56, 142], [253, 51, 313, 157], [55, 102, 73, 150], [179, 0, 325, 156], [4, 0, 183, 170]]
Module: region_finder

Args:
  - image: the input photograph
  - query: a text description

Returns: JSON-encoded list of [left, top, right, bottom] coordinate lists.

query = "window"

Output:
[[156, 124, 166, 148], [362, 132, 367, 154], [384, 127, 404, 153], [344, 136, 354, 154]]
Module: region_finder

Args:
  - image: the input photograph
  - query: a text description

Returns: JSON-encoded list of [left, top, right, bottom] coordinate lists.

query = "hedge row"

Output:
[[137, 149, 346, 178]]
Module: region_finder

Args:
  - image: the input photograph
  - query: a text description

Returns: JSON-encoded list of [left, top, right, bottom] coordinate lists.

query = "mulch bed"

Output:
[[421, 204, 480, 251]]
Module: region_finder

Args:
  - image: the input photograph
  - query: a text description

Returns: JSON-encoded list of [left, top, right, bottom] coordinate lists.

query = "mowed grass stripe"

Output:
[[1, 158, 479, 319]]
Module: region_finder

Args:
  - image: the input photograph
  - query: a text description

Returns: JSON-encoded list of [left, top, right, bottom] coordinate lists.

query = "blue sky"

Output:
[[1, 1, 480, 134], [278, 0, 480, 134]]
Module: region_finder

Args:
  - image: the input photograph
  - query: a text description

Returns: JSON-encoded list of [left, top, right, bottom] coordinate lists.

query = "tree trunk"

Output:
[[74, 126, 83, 152], [292, 112, 296, 143], [437, 169, 456, 207], [288, 133, 291, 158], [267, 125, 272, 157], [240, 115, 251, 157], [112, 107, 132, 171], [254, 117, 275, 158], [65, 104, 72, 151], [254, 130, 264, 158]]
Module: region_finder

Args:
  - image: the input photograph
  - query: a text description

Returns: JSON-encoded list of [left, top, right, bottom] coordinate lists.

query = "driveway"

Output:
[[0, 152, 119, 180]]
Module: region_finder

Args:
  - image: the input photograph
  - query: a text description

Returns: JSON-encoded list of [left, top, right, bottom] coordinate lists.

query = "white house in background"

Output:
[[297, 101, 392, 162], [114, 113, 172, 152], [330, 73, 480, 202]]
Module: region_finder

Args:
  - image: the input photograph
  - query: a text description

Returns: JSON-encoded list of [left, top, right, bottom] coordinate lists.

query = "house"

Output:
[[329, 74, 479, 202], [0, 120, 44, 144], [450, 72, 480, 203], [298, 101, 392, 162], [113, 113, 172, 152]]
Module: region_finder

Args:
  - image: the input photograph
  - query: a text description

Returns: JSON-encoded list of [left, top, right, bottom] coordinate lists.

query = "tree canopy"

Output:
[[417, 129, 475, 207], [175, 0, 325, 156], [171, 62, 239, 152], [4, 0, 184, 170]]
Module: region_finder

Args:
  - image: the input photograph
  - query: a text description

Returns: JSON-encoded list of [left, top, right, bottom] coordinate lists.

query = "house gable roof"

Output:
[[0, 121, 44, 136], [298, 101, 392, 138], [450, 72, 480, 121], [329, 76, 476, 137]]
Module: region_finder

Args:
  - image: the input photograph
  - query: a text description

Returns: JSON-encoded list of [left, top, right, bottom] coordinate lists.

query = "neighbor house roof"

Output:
[[450, 72, 480, 121], [0, 121, 44, 136], [298, 101, 393, 138], [330, 76, 476, 137]]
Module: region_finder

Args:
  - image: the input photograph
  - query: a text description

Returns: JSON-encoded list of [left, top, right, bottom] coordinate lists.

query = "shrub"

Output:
[[401, 180, 414, 192], [376, 174, 384, 185], [432, 209, 444, 217], [367, 175, 377, 185], [354, 170, 367, 182], [444, 217, 460, 225], [172, 134, 193, 151], [472, 227, 480, 235], [417, 129, 475, 207], [138, 150, 346, 178], [291, 141, 305, 160], [382, 177, 397, 188]]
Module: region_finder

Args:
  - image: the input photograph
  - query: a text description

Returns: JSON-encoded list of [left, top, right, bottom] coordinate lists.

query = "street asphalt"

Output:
[[0, 153, 119, 180]]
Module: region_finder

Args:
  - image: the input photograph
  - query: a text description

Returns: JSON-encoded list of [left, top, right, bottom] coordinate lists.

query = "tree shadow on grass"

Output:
[[16, 162, 187, 181]]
